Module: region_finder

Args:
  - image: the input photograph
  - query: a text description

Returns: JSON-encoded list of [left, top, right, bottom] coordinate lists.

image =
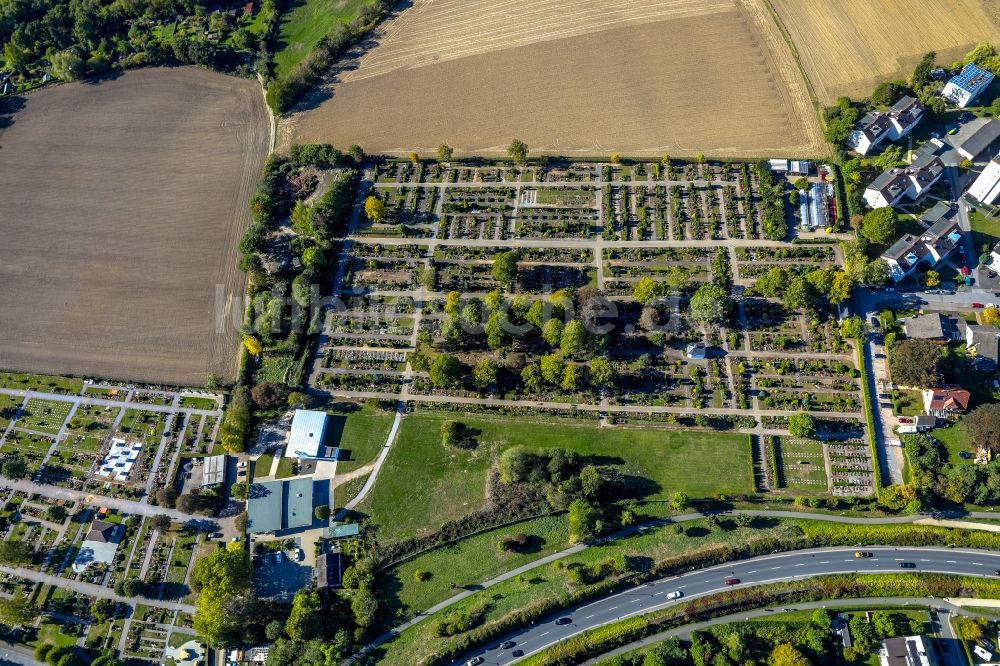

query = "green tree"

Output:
[[859, 208, 898, 244], [689, 284, 731, 326], [508, 138, 528, 165], [590, 357, 616, 387], [811, 609, 832, 631], [429, 354, 462, 387], [829, 270, 854, 304], [0, 456, 27, 480], [437, 144, 454, 162], [45, 505, 67, 523], [568, 499, 601, 543], [671, 491, 689, 510], [348, 144, 365, 164], [314, 504, 330, 520], [963, 403, 1000, 454], [149, 514, 171, 532], [351, 587, 379, 628], [0, 596, 35, 625], [784, 276, 820, 310], [0, 540, 33, 565], [484, 312, 509, 349], [473, 358, 499, 389], [840, 316, 867, 339], [492, 250, 520, 288], [190, 547, 250, 646], [560, 319, 589, 358], [444, 291, 461, 315], [924, 270, 940, 287], [540, 353, 566, 384], [50, 50, 85, 80], [788, 412, 816, 438], [90, 599, 115, 623], [755, 266, 788, 297], [889, 338, 941, 387], [285, 590, 323, 641], [561, 364, 585, 391], [542, 318, 564, 347]]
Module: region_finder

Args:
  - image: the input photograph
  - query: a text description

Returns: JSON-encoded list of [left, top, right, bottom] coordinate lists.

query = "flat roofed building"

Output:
[[201, 454, 226, 487], [247, 478, 316, 534], [286, 409, 328, 459], [285, 477, 314, 530], [880, 635, 938, 666], [942, 62, 995, 108], [946, 117, 1000, 161]]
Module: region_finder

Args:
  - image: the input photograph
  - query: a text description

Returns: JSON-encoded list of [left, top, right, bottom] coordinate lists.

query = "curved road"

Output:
[[452, 546, 1000, 666]]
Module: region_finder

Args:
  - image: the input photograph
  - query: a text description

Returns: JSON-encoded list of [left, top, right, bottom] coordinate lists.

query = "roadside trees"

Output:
[[889, 339, 941, 387]]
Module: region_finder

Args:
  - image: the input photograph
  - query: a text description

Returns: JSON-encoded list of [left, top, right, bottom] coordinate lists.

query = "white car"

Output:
[[665, 590, 683, 600], [275, 552, 284, 563], [292, 547, 304, 561]]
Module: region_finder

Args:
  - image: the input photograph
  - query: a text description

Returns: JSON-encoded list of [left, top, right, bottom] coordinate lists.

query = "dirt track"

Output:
[[767, 0, 1000, 104], [0, 67, 269, 385], [281, 0, 826, 158]]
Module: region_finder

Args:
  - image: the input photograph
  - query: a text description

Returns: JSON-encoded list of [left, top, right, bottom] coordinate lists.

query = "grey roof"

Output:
[[883, 234, 926, 264], [285, 477, 314, 530], [86, 520, 123, 544], [946, 118, 1000, 158], [316, 551, 343, 588], [914, 415, 937, 427], [968, 325, 1000, 363], [903, 313, 953, 340], [202, 454, 226, 487], [329, 523, 360, 539], [919, 200, 953, 226], [248, 480, 283, 534]]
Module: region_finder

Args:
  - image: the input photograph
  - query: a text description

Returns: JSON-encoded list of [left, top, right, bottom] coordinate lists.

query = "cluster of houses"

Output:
[[880, 202, 963, 282]]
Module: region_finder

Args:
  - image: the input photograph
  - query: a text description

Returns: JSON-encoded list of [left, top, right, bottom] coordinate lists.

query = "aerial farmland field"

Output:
[[0, 67, 270, 386], [767, 0, 1000, 103], [281, 0, 825, 158]]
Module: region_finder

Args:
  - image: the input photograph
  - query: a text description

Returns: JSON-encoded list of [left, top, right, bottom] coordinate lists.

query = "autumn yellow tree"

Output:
[[924, 270, 940, 287], [983, 306, 1000, 326], [364, 195, 386, 223], [242, 335, 263, 355], [770, 643, 811, 666], [609, 153, 621, 164], [409, 151, 419, 164], [954, 616, 984, 642]]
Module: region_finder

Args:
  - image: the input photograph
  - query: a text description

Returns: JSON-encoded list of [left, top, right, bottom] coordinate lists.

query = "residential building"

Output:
[[968, 153, 1000, 205], [881, 215, 962, 282], [72, 520, 125, 573], [316, 551, 343, 589], [685, 342, 707, 359], [864, 141, 945, 209], [922, 385, 971, 418], [961, 322, 1000, 370], [227, 647, 269, 665], [285, 409, 329, 459], [879, 635, 938, 666], [901, 313, 958, 342], [848, 96, 925, 155], [945, 117, 1000, 161], [942, 62, 995, 108], [897, 415, 937, 434], [247, 477, 315, 534]]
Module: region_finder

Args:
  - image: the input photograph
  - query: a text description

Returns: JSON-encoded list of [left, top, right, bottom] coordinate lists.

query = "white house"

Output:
[[864, 140, 944, 209], [968, 153, 1000, 205], [879, 635, 937, 666], [847, 96, 924, 155], [285, 409, 329, 459], [942, 62, 995, 108], [880, 207, 962, 282]]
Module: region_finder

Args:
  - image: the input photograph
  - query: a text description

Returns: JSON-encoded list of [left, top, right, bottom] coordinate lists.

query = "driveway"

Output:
[[864, 332, 904, 484]]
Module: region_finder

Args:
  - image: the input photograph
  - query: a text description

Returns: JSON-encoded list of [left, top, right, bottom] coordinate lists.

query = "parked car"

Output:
[[207, 532, 223, 539], [855, 551, 873, 558], [292, 547, 304, 561], [666, 590, 683, 600], [724, 578, 740, 586], [275, 552, 284, 563], [972, 303, 984, 308]]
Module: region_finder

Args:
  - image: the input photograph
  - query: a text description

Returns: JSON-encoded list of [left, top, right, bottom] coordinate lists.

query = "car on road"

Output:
[[724, 578, 740, 586], [555, 617, 573, 625], [855, 551, 873, 558], [466, 657, 484, 666], [666, 590, 683, 600], [899, 562, 916, 569], [993, 569, 1000, 576], [500, 641, 515, 650], [973, 303, 985, 308], [512, 650, 524, 657]]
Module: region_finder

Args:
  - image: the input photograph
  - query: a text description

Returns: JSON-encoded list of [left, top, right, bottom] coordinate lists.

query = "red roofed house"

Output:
[[922, 385, 971, 419]]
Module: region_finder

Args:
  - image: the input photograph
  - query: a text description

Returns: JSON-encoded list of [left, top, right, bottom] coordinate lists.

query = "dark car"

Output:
[[899, 562, 916, 569], [512, 650, 524, 657], [555, 617, 572, 625], [724, 578, 740, 586], [500, 641, 516, 650]]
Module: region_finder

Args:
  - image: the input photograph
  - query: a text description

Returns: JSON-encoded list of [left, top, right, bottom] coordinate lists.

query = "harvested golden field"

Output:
[[0, 67, 270, 386], [282, 0, 825, 158], [768, 0, 1000, 103]]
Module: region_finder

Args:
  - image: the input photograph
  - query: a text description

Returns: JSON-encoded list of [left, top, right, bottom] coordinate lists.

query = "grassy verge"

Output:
[[326, 404, 395, 475], [356, 411, 751, 541], [272, 0, 367, 78]]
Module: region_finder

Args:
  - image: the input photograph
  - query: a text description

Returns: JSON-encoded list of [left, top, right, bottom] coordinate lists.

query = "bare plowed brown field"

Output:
[[281, 0, 825, 158], [767, 0, 1000, 104], [0, 67, 270, 385]]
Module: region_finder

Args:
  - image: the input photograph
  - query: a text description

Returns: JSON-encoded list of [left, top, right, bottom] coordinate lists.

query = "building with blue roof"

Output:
[[942, 62, 995, 108], [248, 478, 316, 534]]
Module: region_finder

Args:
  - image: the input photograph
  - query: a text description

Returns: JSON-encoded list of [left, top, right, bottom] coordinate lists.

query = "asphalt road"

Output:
[[453, 547, 1000, 666]]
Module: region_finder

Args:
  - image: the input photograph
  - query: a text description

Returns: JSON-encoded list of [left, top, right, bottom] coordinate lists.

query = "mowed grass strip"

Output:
[[355, 411, 751, 541], [17, 399, 73, 435], [272, 0, 367, 78]]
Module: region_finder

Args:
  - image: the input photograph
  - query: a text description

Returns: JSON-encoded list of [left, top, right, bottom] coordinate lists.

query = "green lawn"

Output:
[[371, 516, 805, 666], [275, 457, 296, 479], [930, 423, 975, 467], [970, 210, 1000, 257], [254, 453, 275, 480], [356, 411, 751, 541], [775, 437, 827, 492], [272, 0, 367, 78], [893, 388, 924, 417], [0, 372, 82, 394], [326, 404, 396, 474]]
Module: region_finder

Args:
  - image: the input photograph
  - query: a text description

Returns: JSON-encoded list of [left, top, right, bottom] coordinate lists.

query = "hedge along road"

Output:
[[453, 546, 1000, 666], [365, 508, 1000, 651]]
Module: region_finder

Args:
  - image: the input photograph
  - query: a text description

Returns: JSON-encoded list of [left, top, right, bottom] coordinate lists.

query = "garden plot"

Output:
[[827, 439, 876, 496], [774, 437, 828, 492], [2, 431, 56, 474]]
